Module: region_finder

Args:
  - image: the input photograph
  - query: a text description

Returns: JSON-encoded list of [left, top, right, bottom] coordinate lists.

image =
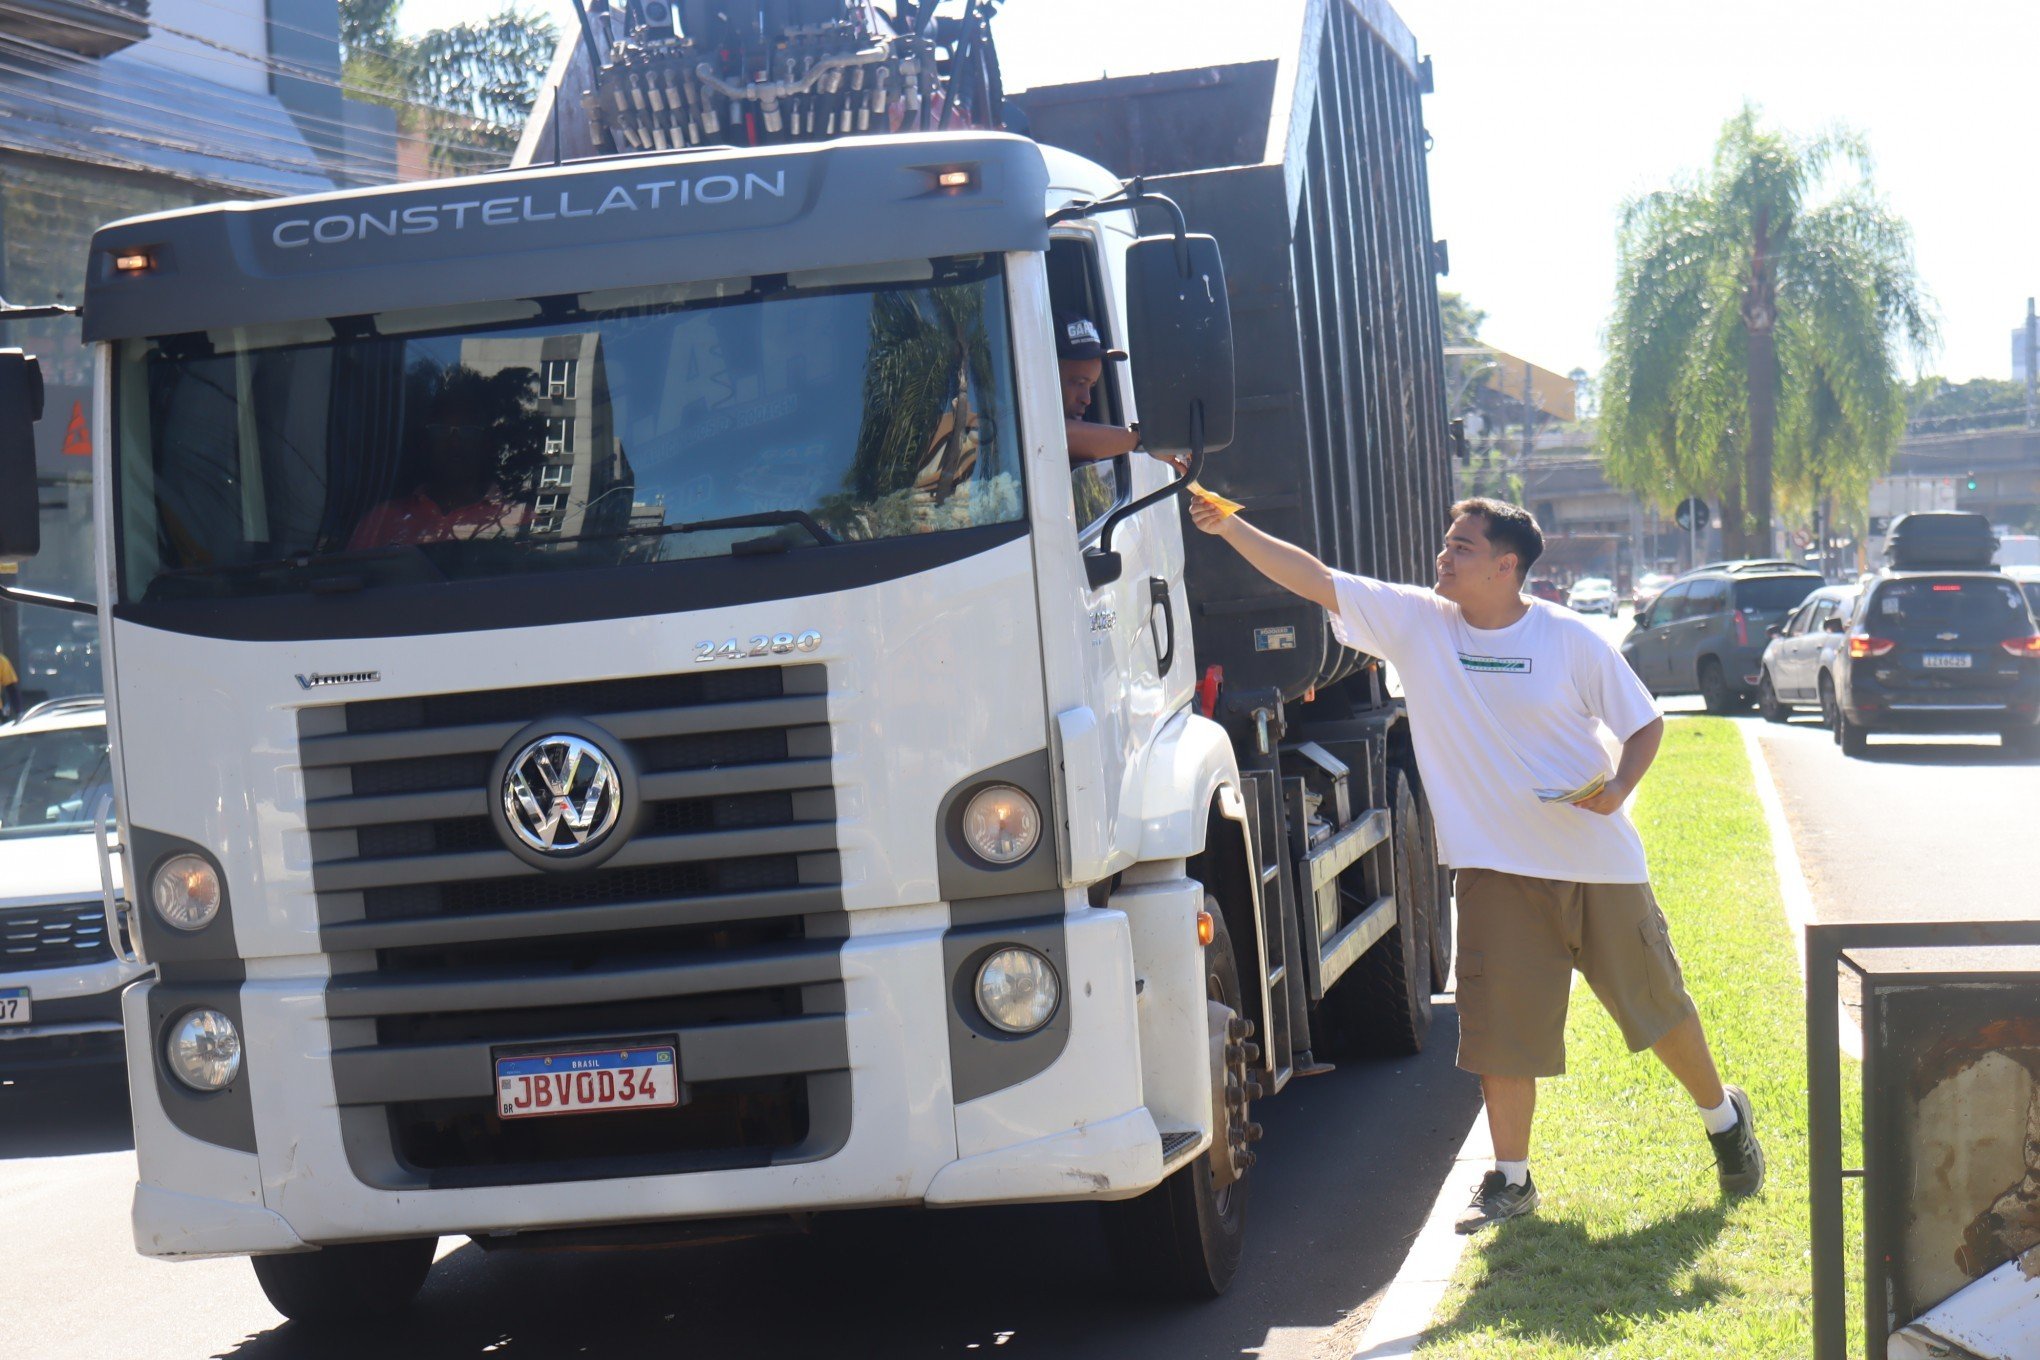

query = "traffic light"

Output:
[[1965, 473, 1978, 492], [0, 348, 46, 562]]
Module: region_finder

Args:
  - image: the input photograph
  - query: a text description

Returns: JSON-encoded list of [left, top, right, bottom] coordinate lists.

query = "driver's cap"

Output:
[[1055, 314, 1127, 363]]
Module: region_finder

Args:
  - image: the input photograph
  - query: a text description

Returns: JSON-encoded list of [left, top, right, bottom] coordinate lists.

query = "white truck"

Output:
[[0, 0, 1455, 1324]]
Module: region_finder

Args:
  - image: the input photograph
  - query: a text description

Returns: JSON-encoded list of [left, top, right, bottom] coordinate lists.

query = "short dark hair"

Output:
[[1450, 497, 1543, 580]]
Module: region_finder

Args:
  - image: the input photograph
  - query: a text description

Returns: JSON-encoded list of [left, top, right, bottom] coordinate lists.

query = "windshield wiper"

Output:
[[535, 509, 838, 550], [150, 543, 451, 585]]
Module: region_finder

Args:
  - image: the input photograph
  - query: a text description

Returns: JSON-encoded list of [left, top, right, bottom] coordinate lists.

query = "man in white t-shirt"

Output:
[[1188, 493, 1764, 1232]]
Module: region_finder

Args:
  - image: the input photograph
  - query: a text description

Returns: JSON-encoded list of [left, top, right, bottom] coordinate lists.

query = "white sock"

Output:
[[1699, 1096, 1738, 1135], [1495, 1158, 1529, 1187]]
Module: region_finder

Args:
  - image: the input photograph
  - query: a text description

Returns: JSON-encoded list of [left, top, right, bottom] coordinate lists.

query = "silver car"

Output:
[[1757, 585, 1859, 722]]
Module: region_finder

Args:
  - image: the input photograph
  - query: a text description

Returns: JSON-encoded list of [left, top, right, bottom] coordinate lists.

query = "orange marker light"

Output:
[[936, 169, 973, 189], [1196, 911, 1215, 947], [113, 251, 153, 274]]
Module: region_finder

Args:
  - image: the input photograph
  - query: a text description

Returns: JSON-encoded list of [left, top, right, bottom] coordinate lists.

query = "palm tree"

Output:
[[1600, 106, 1934, 557]]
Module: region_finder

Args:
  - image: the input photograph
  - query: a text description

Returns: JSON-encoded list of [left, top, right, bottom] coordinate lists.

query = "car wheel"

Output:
[[2005, 726, 2040, 758], [1699, 659, 1738, 716], [1837, 708, 1868, 758], [1758, 672, 1788, 724], [1818, 674, 1838, 730]]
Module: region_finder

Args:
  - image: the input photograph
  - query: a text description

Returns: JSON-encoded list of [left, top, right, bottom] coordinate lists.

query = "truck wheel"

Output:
[[1314, 770, 1433, 1059], [2007, 726, 2040, 758], [1104, 899, 1250, 1298], [250, 1238, 437, 1326]]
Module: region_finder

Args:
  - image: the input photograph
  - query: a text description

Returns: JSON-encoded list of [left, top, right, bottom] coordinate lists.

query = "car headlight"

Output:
[[165, 1008, 242, 1091], [151, 854, 221, 931], [960, 784, 1040, 865], [974, 947, 1061, 1034]]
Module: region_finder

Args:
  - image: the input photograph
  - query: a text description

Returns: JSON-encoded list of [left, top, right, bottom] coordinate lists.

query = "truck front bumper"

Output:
[[128, 908, 1163, 1259]]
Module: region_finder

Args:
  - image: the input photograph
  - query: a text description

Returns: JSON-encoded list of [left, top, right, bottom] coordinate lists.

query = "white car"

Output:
[[1567, 577, 1616, 615], [0, 696, 140, 1076]]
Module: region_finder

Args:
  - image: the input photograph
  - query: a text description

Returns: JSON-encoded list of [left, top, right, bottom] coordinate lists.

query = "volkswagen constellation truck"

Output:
[[0, 0, 1455, 1323]]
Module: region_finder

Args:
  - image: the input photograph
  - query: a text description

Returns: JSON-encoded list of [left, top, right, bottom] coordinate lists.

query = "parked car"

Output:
[[0, 696, 141, 1076], [1621, 562, 1825, 713], [1828, 572, 2040, 757], [1757, 585, 1860, 722], [1567, 577, 1616, 614], [1526, 576, 1567, 605], [1630, 571, 1677, 614]]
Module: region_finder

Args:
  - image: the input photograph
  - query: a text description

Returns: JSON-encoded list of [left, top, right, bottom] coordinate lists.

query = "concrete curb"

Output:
[[1738, 721, 1860, 1057], [1347, 1102, 1492, 1359]]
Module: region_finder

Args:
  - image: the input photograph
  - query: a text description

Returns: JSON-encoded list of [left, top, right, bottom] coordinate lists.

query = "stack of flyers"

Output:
[[1535, 773, 1608, 806]]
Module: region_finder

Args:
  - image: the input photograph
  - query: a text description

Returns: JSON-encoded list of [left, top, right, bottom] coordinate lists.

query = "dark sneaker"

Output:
[[1710, 1084, 1765, 1197], [1454, 1170, 1539, 1234]]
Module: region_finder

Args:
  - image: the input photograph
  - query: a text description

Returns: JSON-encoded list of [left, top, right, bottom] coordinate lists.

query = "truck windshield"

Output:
[[116, 256, 1020, 602], [0, 725, 111, 838]]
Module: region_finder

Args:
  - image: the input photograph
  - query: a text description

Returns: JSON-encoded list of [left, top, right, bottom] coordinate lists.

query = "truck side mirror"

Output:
[[1123, 233, 1234, 460], [0, 350, 45, 563]]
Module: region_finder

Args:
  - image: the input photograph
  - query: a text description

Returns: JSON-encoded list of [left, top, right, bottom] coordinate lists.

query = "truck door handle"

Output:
[[1149, 576, 1176, 677]]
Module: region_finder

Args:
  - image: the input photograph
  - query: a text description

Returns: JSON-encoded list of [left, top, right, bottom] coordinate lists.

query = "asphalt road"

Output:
[[0, 1008, 1480, 1360]]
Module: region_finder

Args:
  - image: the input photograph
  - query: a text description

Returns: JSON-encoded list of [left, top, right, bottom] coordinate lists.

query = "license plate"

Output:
[[1922, 653, 1973, 669], [0, 987, 28, 1026], [495, 1045, 678, 1120]]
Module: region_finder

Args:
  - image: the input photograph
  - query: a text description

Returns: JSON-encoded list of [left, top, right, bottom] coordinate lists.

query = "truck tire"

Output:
[[250, 1237, 437, 1326], [1104, 899, 1250, 1299], [1313, 771, 1433, 1059]]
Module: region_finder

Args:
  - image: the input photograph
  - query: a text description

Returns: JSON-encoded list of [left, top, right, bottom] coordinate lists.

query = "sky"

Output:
[[400, 0, 2038, 384]]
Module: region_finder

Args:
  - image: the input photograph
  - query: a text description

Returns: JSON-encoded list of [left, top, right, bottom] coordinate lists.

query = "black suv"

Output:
[[1830, 572, 2040, 756], [1621, 561, 1825, 713]]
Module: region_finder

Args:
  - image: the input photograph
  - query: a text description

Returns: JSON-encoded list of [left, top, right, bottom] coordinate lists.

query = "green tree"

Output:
[[1438, 291, 1486, 348], [1599, 106, 1934, 554], [1906, 376, 2027, 434], [340, 0, 556, 174]]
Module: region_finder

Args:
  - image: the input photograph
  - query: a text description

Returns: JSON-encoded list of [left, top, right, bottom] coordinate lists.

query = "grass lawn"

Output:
[[1417, 716, 1864, 1359]]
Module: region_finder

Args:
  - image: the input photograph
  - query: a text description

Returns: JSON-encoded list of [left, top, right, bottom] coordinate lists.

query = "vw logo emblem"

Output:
[[502, 734, 623, 857]]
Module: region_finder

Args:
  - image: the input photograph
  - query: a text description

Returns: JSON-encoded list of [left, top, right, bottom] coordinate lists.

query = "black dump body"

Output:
[[1014, 0, 1452, 702]]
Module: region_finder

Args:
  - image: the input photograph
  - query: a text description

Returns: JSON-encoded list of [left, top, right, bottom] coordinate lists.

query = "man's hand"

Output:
[[1148, 448, 1190, 475], [1187, 494, 1236, 535], [1572, 776, 1629, 816]]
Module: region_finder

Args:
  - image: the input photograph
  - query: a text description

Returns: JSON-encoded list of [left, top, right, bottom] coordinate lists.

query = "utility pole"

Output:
[[1520, 360, 1534, 466], [2026, 297, 2037, 430]]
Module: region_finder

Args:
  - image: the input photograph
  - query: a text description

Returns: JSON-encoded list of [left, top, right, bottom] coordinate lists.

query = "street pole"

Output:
[[2026, 297, 2037, 431]]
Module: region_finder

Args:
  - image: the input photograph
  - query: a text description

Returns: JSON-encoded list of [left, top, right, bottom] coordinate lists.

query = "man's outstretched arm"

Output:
[[1191, 501, 1338, 612]]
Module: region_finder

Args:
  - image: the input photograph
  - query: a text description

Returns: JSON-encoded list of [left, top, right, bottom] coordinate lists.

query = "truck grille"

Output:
[[296, 664, 850, 1189], [0, 902, 114, 970]]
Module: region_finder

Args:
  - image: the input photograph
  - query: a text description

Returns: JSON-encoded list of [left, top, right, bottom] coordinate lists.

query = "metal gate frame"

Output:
[[1807, 918, 2040, 1359]]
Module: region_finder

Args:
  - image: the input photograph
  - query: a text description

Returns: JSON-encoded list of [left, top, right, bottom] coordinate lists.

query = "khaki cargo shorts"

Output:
[[1453, 867, 1698, 1078]]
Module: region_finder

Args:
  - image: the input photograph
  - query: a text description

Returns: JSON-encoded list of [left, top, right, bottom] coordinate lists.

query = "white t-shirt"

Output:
[[1328, 572, 1662, 884]]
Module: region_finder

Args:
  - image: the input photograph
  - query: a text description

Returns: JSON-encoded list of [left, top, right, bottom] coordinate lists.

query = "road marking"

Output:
[[1739, 722, 1861, 1059], [1348, 1056, 1490, 1359]]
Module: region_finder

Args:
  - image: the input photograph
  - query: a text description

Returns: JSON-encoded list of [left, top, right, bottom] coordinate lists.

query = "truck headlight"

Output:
[[166, 1008, 242, 1091], [151, 854, 221, 931], [961, 785, 1040, 865], [975, 947, 1060, 1034]]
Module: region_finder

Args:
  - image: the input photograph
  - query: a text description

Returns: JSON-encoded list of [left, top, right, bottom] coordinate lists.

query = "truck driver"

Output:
[[1058, 313, 1186, 474]]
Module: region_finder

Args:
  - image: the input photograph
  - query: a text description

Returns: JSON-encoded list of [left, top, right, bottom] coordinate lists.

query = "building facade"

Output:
[[1, 0, 399, 704]]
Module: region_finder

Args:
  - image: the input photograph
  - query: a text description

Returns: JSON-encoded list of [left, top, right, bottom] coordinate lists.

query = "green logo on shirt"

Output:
[[1459, 653, 1531, 674]]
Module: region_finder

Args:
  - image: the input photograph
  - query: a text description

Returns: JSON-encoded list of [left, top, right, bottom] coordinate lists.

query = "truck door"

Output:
[[1053, 227, 1182, 873]]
